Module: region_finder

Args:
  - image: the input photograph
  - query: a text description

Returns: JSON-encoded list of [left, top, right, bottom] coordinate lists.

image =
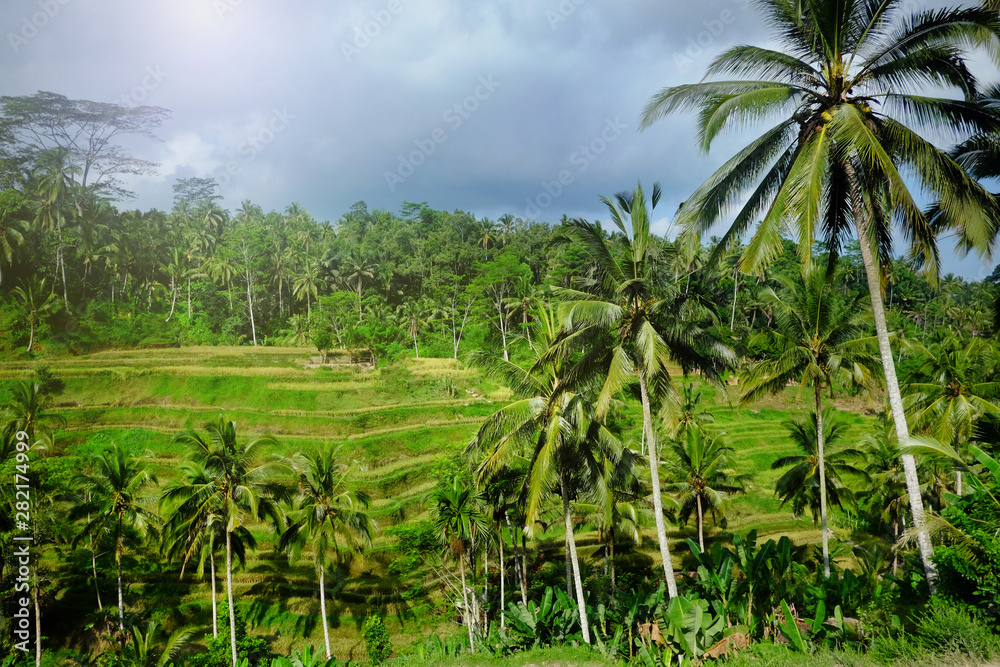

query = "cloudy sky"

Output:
[[2, 0, 997, 279]]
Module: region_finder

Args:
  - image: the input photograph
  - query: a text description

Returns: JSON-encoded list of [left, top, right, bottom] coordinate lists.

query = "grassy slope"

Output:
[[0, 346, 878, 659]]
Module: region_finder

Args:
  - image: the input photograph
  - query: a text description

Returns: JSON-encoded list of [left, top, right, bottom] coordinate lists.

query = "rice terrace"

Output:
[[3, 0, 1000, 666]]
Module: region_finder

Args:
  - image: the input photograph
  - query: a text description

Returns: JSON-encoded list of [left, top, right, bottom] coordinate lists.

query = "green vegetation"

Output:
[[3, 1, 1000, 666]]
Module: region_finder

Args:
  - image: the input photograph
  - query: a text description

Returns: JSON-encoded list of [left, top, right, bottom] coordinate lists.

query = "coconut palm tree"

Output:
[[343, 252, 376, 319], [172, 419, 288, 667], [397, 299, 436, 358], [279, 445, 374, 660], [902, 334, 1000, 494], [3, 380, 66, 443], [293, 261, 327, 320], [663, 426, 750, 552], [469, 302, 627, 643], [12, 276, 61, 353], [0, 190, 26, 286], [740, 267, 881, 576], [33, 147, 80, 306], [642, 0, 1000, 591], [160, 460, 245, 640], [773, 409, 868, 549], [429, 479, 488, 652], [72, 443, 159, 633], [554, 183, 732, 598]]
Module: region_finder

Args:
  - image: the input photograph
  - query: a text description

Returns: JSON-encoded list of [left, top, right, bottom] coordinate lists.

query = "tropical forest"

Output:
[[2, 2, 1000, 667]]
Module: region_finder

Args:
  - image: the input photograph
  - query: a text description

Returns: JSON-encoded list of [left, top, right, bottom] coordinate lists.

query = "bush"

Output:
[[363, 616, 392, 665], [913, 598, 999, 660]]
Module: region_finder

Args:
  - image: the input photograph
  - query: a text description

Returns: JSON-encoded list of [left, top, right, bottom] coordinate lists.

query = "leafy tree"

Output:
[[773, 409, 868, 541], [172, 420, 288, 667], [741, 267, 880, 576], [903, 335, 1000, 494], [279, 445, 374, 659], [363, 616, 392, 665], [663, 426, 749, 551], [72, 442, 159, 633], [641, 1, 1000, 589], [429, 479, 488, 652]]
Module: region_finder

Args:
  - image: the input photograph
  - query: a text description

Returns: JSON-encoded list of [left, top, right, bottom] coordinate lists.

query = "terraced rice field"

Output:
[[0, 346, 878, 657]]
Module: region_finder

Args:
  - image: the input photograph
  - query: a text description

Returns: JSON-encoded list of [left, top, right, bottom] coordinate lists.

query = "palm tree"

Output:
[[293, 261, 327, 320], [343, 252, 376, 319], [0, 190, 26, 285], [72, 443, 159, 633], [279, 445, 374, 660], [642, 0, 1000, 591], [33, 147, 80, 306], [172, 419, 288, 667], [469, 302, 625, 643], [160, 460, 239, 639], [12, 276, 61, 353], [903, 335, 1000, 494], [663, 426, 750, 552], [161, 247, 192, 323], [429, 479, 488, 652], [4, 380, 66, 443], [740, 267, 881, 576], [773, 409, 868, 550], [397, 299, 435, 358], [476, 219, 498, 252], [555, 183, 730, 598]]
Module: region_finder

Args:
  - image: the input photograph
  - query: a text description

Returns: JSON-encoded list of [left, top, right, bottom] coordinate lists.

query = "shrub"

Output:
[[914, 598, 999, 660], [363, 616, 392, 665]]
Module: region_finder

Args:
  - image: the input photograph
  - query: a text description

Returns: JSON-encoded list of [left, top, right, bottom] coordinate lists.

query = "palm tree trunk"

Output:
[[210, 547, 218, 639], [610, 538, 616, 590], [187, 278, 192, 319], [319, 563, 331, 659], [505, 512, 527, 605], [459, 555, 474, 652], [730, 270, 739, 331], [33, 563, 41, 667], [90, 534, 102, 610], [413, 331, 420, 358], [561, 473, 591, 644], [815, 385, 830, 579], [246, 271, 257, 347], [117, 556, 124, 633], [696, 493, 705, 552], [166, 278, 177, 323], [499, 528, 505, 629], [855, 215, 937, 593], [639, 370, 679, 598], [226, 530, 238, 667]]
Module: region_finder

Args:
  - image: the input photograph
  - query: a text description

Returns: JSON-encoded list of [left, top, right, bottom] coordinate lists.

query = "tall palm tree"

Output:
[[397, 299, 435, 358], [172, 420, 288, 667], [279, 445, 374, 660], [740, 267, 881, 576], [160, 460, 243, 639], [663, 426, 750, 552], [642, 0, 1000, 590], [343, 252, 376, 319], [72, 443, 159, 633], [293, 261, 327, 320], [33, 147, 80, 306], [903, 335, 1000, 494], [773, 409, 868, 549], [161, 247, 193, 323], [11, 277, 61, 353], [429, 480, 488, 652], [469, 302, 624, 643], [555, 183, 731, 598]]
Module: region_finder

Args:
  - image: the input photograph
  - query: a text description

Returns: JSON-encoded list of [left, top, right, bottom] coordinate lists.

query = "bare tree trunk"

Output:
[[91, 537, 102, 610], [855, 214, 937, 593], [187, 278, 192, 319], [33, 564, 41, 667], [245, 271, 257, 347], [816, 385, 831, 579], [499, 527, 505, 629], [166, 278, 177, 323], [640, 370, 678, 598], [117, 554, 124, 633], [210, 547, 218, 638], [226, 530, 238, 667], [561, 473, 591, 644], [730, 270, 739, 331], [459, 556, 474, 652], [505, 512, 527, 605], [320, 563, 331, 659], [697, 493, 705, 552]]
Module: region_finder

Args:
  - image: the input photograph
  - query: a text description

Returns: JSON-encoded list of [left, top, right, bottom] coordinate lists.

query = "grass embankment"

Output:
[[0, 346, 878, 659]]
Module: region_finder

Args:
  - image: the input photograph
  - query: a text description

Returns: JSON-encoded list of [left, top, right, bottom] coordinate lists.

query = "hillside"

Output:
[[0, 345, 879, 658]]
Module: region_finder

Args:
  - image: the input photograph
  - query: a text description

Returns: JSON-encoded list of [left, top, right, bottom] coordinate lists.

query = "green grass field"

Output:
[[1, 346, 883, 659]]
